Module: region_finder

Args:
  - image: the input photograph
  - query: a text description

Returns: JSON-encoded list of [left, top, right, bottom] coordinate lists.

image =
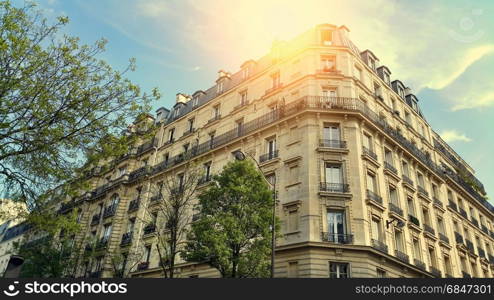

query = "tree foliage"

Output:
[[183, 160, 277, 278], [0, 1, 159, 210]]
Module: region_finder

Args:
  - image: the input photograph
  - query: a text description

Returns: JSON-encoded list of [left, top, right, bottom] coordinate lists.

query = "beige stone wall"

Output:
[[69, 24, 493, 278]]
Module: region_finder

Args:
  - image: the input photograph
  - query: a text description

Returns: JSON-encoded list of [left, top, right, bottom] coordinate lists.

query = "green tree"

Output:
[[183, 160, 277, 278], [0, 1, 159, 211]]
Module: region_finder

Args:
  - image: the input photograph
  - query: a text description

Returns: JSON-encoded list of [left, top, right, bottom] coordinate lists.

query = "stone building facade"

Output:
[[59, 24, 492, 278]]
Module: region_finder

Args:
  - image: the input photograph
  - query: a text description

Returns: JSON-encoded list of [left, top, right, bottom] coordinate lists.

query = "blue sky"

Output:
[[24, 0, 494, 198]]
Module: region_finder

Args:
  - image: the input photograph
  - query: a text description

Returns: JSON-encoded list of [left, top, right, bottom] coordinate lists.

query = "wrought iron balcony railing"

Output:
[[362, 146, 378, 161], [459, 208, 468, 219], [481, 225, 489, 235], [439, 232, 449, 244], [96, 237, 109, 250], [233, 100, 250, 111], [402, 175, 414, 187], [478, 247, 486, 258], [91, 214, 100, 225], [371, 239, 388, 254], [121, 232, 132, 246], [408, 214, 420, 227], [414, 259, 426, 271], [207, 114, 221, 124], [143, 224, 156, 235], [128, 198, 140, 212], [182, 128, 196, 137], [103, 203, 117, 218], [389, 202, 403, 216], [320, 182, 350, 193], [417, 185, 429, 198], [383, 161, 398, 175], [471, 217, 479, 228], [429, 266, 442, 278], [465, 239, 475, 253], [395, 249, 409, 264], [321, 232, 353, 244], [366, 189, 383, 205], [448, 200, 458, 211], [423, 224, 435, 236], [454, 232, 464, 245], [319, 139, 347, 149], [259, 150, 279, 163]]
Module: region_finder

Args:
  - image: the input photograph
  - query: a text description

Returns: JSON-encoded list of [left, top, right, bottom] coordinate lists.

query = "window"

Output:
[[288, 210, 299, 232], [271, 72, 280, 88], [376, 269, 387, 278], [371, 218, 382, 241], [320, 29, 333, 45], [374, 83, 383, 99], [412, 238, 421, 260], [183, 143, 189, 153], [118, 167, 127, 177], [383, 72, 390, 85], [266, 173, 276, 187], [362, 133, 372, 151], [417, 172, 425, 188], [109, 194, 119, 207], [389, 186, 399, 205], [366, 172, 377, 193], [288, 165, 299, 184], [322, 89, 337, 99], [217, 81, 223, 94], [163, 153, 169, 164], [103, 224, 112, 239], [402, 161, 410, 177], [327, 210, 346, 242], [325, 163, 342, 185], [127, 219, 135, 233], [323, 124, 340, 144], [444, 255, 452, 275], [192, 96, 199, 107], [242, 66, 250, 79], [395, 230, 404, 252], [329, 262, 349, 278], [236, 118, 244, 136], [239, 90, 248, 105], [397, 86, 405, 98], [437, 217, 445, 234], [368, 57, 376, 71], [287, 261, 299, 278], [407, 197, 415, 216], [203, 162, 212, 180], [187, 118, 195, 132], [144, 246, 151, 263], [178, 173, 185, 190], [428, 247, 437, 268], [422, 208, 430, 226], [432, 184, 439, 199], [384, 148, 394, 165], [173, 107, 180, 118], [405, 111, 413, 126], [321, 55, 336, 71], [266, 137, 277, 155], [209, 132, 215, 148], [212, 105, 220, 119], [354, 66, 362, 81], [168, 128, 175, 142]]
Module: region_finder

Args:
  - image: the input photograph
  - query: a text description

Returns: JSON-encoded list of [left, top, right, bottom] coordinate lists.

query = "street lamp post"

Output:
[[233, 150, 276, 278]]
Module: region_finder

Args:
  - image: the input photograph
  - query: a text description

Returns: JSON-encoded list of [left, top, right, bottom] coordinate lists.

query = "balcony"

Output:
[[454, 232, 464, 245], [89, 271, 101, 278], [439, 232, 450, 245], [103, 203, 117, 218], [198, 175, 212, 185], [128, 166, 149, 183], [423, 224, 436, 237], [264, 83, 284, 95], [137, 262, 149, 271], [233, 100, 249, 111], [91, 214, 100, 226], [389, 202, 403, 217], [395, 249, 409, 264], [371, 239, 388, 254], [321, 232, 353, 244], [470, 217, 479, 228], [414, 259, 426, 271], [448, 200, 458, 211], [383, 161, 398, 175], [429, 266, 442, 278], [366, 189, 383, 205], [320, 182, 350, 193], [136, 138, 157, 155], [319, 139, 347, 149], [465, 239, 475, 253], [408, 214, 420, 227], [162, 138, 175, 147], [207, 114, 221, 124], [478, 247, 486, 258], [481, 225, 489, 235], [459, 207, 468, 219], [121, 232, 132, 246], [182, 128, 196, 137], [143, 224, 156, 236], [259, 150, 279, 163], [417, 186, 429, 198], [96, 237, 108, 250], [433, 198, 443, 209], [362, 146, 378, 161], [128, 199, 140, 212], [402, 175, 414, 188]]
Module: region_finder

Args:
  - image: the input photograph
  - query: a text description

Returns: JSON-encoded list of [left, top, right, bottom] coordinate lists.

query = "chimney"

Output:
[[176, 93, 190, 105], [217, 70, 230, 80]]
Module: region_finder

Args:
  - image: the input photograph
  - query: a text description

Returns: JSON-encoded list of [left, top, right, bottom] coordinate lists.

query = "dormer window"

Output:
[[368, 57, 376, 71], [320, 29, 333, 46], [242, 67, 250, 80], [192, 96, 199, 107], [217, 81, 224, 94], [397, 86, 404, 98], [383, 72, 390, 85], [174, 107, 180, 118]]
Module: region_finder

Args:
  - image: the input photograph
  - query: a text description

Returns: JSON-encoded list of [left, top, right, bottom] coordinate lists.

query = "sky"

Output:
[[20, 0, 494, 199]]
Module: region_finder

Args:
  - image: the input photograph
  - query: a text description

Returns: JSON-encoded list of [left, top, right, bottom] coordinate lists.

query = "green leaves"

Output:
[[0, 0, 160, 209], [183, 160, 277, 278]]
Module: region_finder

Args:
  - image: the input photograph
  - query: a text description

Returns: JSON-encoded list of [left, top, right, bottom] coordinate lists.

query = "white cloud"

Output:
[[440, 130, 472, 143]]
